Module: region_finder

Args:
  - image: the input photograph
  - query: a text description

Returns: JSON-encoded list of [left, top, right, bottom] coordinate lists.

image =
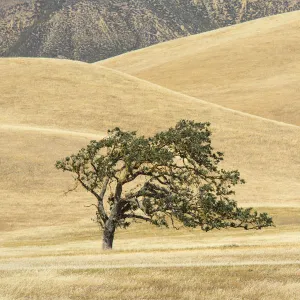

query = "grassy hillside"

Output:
[[1, 0, 299, 62], [98, 11, 300, 126], [1, 57, 300, 299], [1, 58, 299, 232]]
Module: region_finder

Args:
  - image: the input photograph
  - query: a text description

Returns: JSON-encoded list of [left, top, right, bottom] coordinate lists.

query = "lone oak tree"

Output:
[[56, 120, 273, 250]]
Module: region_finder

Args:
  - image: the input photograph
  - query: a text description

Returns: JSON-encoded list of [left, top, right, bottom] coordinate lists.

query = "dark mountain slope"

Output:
[[1, 0, 299, 62]]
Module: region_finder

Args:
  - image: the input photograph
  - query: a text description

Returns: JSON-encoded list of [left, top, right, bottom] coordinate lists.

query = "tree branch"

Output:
[[64, 180, 79, 196], [123, 214, 152, 223], [77, 177, 108, 221]]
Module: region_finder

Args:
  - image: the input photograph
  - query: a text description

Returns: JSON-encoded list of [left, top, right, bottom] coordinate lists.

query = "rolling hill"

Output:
[[1, 58, 300, 234], [98, 11, 300, 126], [1, 0, 299, 62]]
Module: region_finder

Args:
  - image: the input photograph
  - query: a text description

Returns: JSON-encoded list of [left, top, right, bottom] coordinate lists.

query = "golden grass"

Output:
[[1, 265, 299, 300], [1, 208, 300, 299], [98, 11, 300, 126], [1, 205, 300, 299]]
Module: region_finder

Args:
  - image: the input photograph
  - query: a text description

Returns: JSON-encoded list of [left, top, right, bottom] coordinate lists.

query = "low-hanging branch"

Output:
[[55, 120, 274, 250]]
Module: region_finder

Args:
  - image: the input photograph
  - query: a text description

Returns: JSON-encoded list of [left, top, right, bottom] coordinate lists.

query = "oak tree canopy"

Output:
[[56, 120, 273, 249]]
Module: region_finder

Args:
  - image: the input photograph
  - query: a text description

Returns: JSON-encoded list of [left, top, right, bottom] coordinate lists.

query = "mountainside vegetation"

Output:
[[1, 0, 299, 62]]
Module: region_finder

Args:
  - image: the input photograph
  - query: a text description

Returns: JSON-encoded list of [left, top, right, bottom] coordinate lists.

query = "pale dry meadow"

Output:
[[1, 12, 300, 300], [1, 211, 300, 299]]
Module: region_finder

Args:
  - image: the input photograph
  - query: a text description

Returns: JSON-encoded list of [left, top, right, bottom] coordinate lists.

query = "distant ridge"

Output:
[[1, 0, 299, 62]]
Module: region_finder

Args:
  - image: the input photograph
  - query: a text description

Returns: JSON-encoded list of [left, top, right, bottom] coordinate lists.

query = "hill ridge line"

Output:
[[99, 66, 300, 130], [0, 124, 106, 139], [1, 57, 299, 130], [96, 10, 300, 65]]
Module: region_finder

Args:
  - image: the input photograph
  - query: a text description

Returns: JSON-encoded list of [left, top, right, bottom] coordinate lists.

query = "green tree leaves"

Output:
[[56, 120, 273, 248]]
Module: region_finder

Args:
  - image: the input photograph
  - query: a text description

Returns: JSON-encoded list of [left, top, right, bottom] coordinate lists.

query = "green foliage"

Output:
[[56, 120, 273, 232]]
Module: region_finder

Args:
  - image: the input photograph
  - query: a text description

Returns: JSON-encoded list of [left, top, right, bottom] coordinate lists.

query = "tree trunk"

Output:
[[102, 219, 116, 250], [102, 182, 122, 250]]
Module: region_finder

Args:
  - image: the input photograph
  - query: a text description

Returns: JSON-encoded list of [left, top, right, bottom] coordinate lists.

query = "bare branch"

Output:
[[166, 212, 180, 230], [84, 204, 99, 209], [100, 178, 109, 199], [64, 180, 79, 196]]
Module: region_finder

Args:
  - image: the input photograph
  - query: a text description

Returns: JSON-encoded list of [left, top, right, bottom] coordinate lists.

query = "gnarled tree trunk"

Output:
[[102, 219, 116, 250]]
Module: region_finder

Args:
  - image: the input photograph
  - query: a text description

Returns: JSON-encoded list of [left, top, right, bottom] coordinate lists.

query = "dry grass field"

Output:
[[1, 215, 300, 299], [1, 13, 300, 299], [98, 11, 300, 127]]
